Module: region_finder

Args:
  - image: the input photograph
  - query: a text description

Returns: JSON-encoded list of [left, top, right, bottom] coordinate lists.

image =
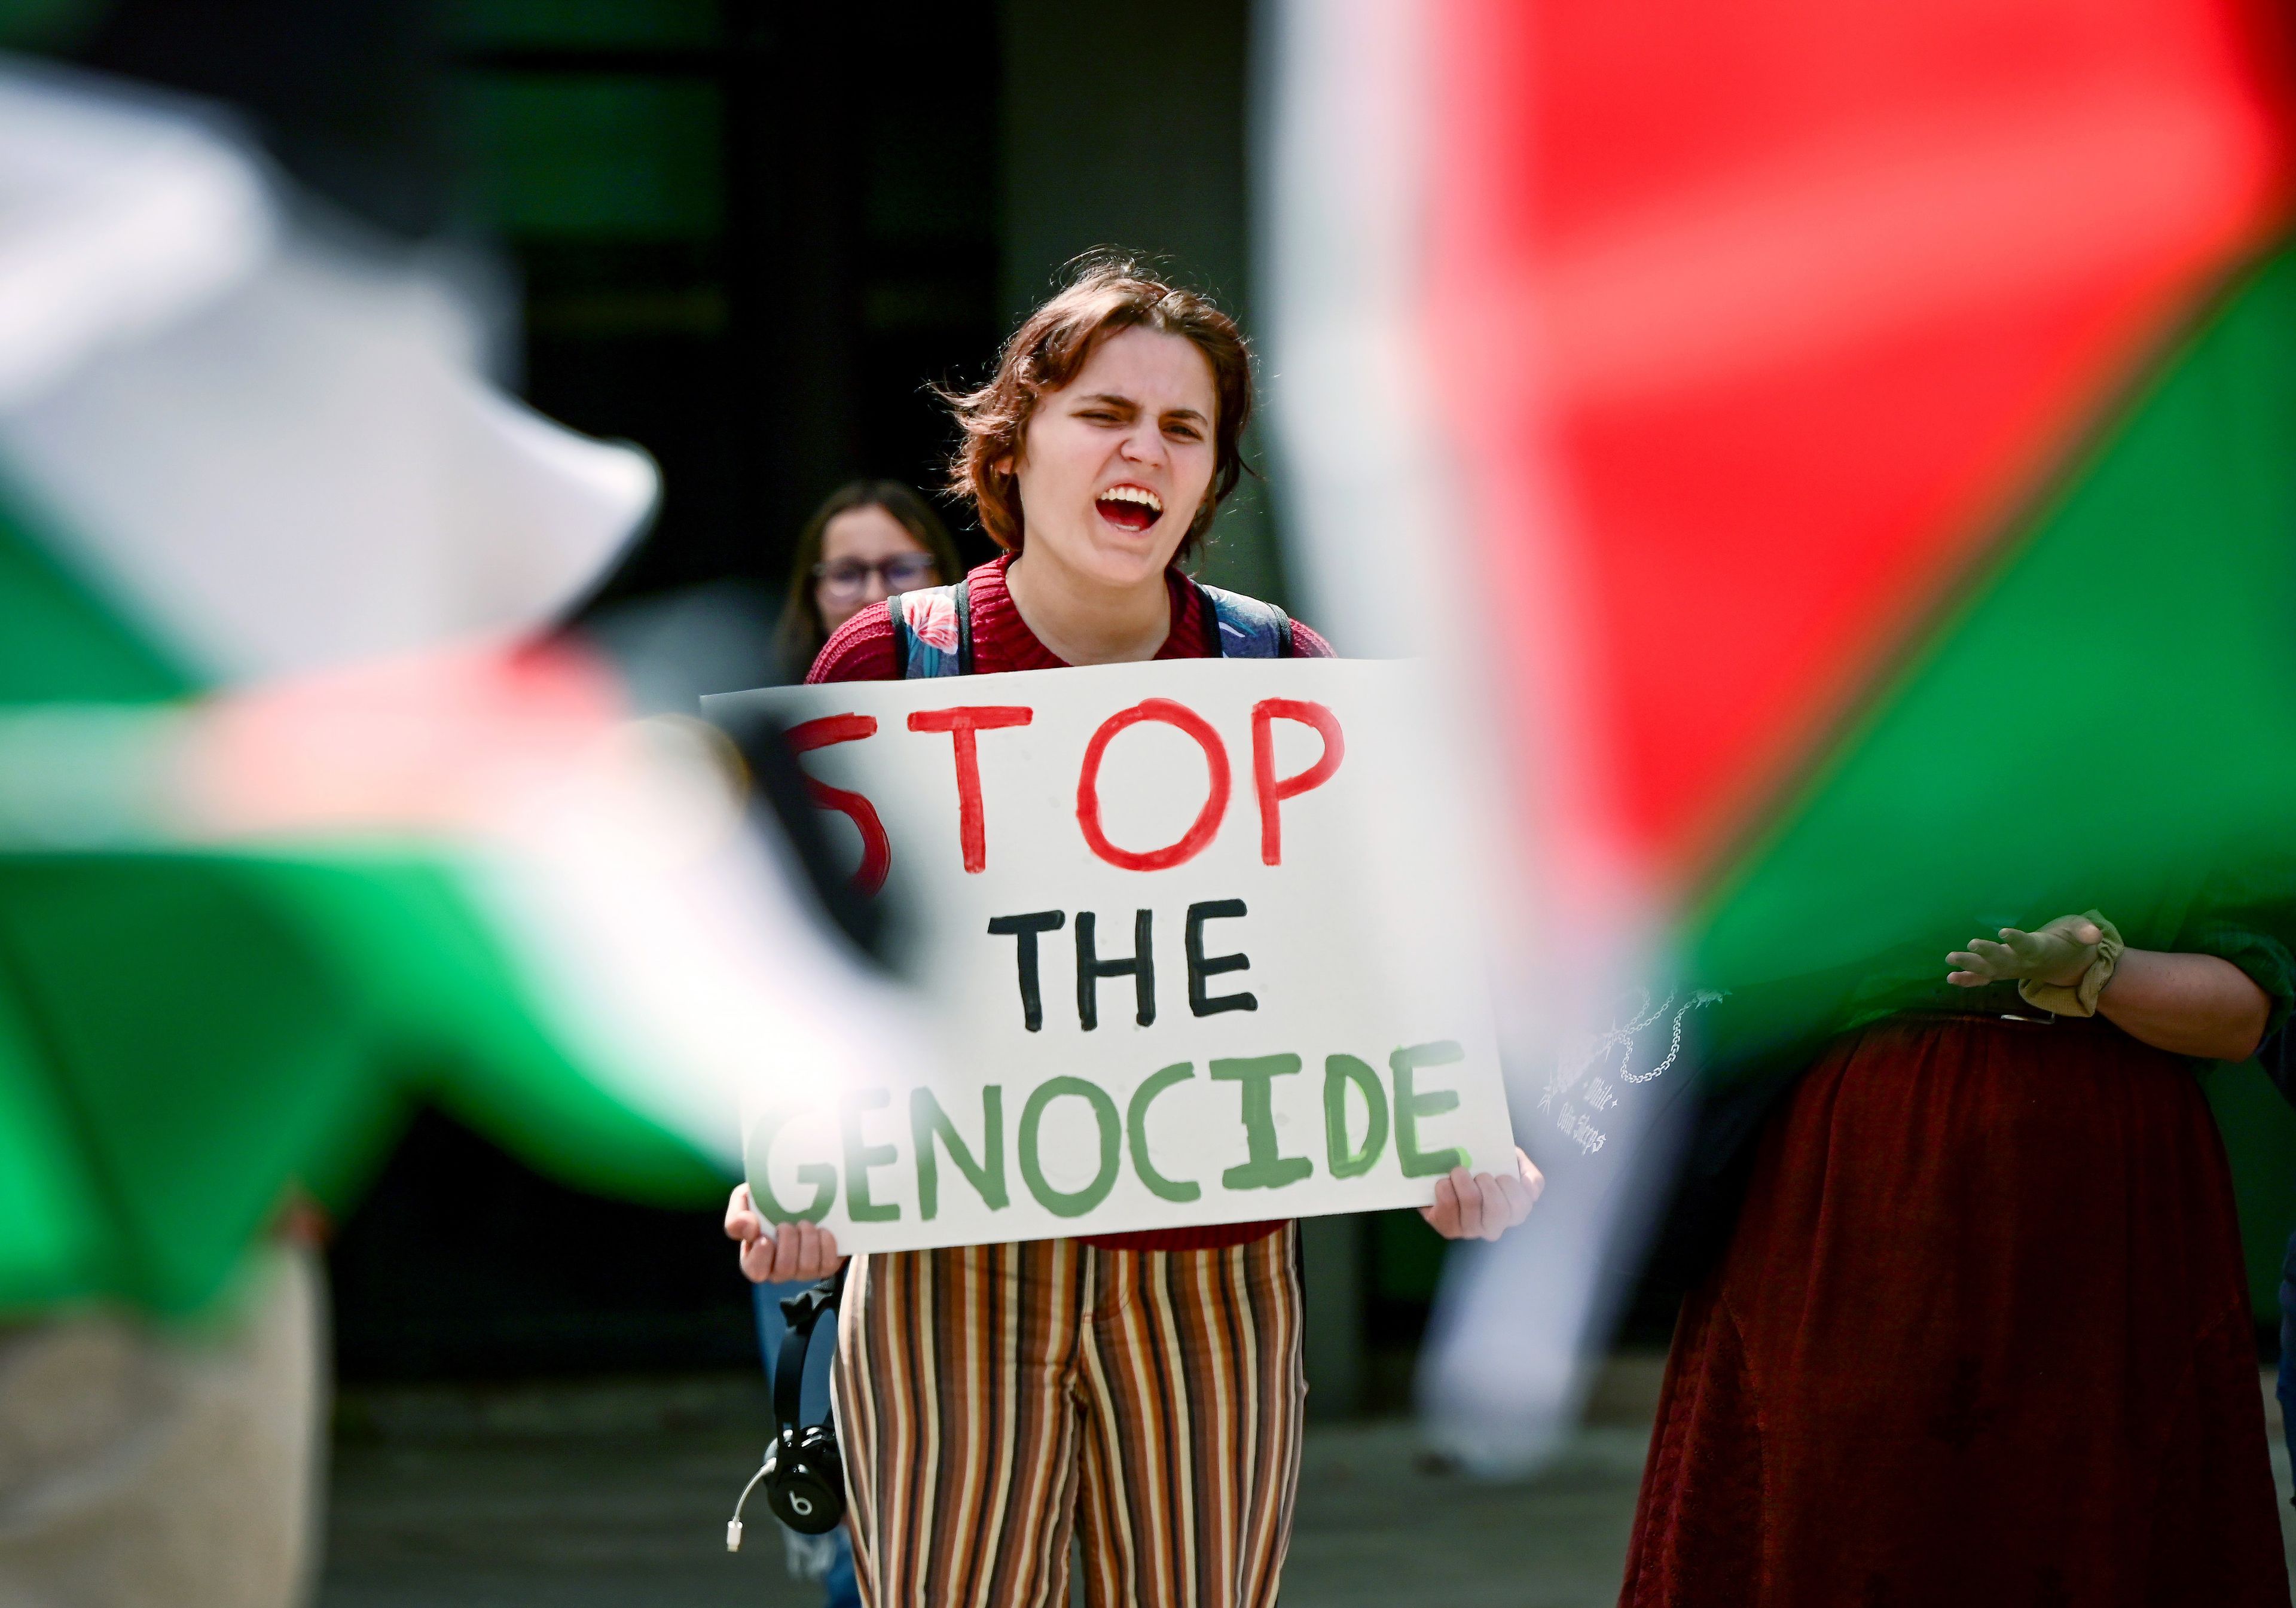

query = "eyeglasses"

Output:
[[813, 554, 941, 599]]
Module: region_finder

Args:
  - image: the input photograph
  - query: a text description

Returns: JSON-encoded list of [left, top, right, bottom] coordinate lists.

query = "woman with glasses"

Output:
[[749, 478, 960, 1607], [774, 481, 964, 680]]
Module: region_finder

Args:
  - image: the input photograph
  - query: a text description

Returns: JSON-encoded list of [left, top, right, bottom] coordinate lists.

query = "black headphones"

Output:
[[726, 1270, 846, 1549]]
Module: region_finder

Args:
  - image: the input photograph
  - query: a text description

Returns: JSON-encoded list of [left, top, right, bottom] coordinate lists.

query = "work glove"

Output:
[[1945, 910, 2124, 1017]]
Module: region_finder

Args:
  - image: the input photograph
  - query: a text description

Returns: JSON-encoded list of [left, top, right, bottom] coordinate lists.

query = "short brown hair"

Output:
[[944, 254, 1254, 561]]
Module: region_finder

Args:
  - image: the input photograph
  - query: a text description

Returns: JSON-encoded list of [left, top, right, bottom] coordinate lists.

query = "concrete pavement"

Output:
[[316, 1362, 2296, 1607]]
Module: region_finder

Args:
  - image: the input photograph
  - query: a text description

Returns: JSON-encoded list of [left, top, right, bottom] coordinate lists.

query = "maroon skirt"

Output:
[[1621, 1014, 2288, 1608]]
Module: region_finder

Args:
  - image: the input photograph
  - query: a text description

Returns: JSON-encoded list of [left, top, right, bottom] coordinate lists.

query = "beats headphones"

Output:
[[726, 1270, 846, 1549]]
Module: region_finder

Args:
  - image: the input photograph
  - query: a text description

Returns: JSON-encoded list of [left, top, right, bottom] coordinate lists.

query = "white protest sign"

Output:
[[704, 658, 1513, 1252]]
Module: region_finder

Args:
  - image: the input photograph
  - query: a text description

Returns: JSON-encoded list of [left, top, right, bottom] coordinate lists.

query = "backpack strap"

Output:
[[896, 574, 1286, 670], [1192, 579, 1293, 659], [889, 579, 972, 678]]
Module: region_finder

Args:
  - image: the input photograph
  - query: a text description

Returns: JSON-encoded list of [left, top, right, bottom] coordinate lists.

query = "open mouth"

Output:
[[1094, 483, 1163, 534]]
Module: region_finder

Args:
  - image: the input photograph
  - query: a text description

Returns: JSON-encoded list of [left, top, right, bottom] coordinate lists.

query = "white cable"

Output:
[[726, 1460, 773, 1552]]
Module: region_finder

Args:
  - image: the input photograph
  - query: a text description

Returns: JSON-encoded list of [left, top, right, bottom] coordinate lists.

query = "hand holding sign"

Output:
[[725, 1182, 846, 1282], [707, 658, 1521, 1252], [1422, 1151, 1544, 1241]]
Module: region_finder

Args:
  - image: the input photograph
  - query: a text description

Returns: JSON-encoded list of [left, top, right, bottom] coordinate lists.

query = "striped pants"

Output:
[[832, 1229, 1305, 1608]]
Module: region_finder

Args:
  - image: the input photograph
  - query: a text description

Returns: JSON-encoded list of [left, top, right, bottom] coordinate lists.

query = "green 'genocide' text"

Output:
[[749, 1040, 1472, 1224]]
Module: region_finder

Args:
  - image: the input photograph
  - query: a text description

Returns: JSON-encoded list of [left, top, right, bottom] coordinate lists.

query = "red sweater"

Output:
[[810, 555, 1332, 1252]]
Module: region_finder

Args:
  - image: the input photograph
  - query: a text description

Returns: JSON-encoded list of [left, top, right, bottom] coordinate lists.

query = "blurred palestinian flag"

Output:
[[1268, 0, 2296, 1459], [0, 65, 908, 1319]]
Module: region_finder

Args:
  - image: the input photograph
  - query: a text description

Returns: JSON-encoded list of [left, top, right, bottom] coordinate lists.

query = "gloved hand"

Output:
[[1945, 910, 2124, 1016]]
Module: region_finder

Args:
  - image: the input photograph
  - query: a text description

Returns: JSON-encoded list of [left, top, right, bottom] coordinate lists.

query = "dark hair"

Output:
[[943, 252, 1254, 562], [774, 480, 963, 675]]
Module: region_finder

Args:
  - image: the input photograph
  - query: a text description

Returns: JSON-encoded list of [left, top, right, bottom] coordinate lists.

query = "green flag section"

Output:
[[1692, 239, 2296, 1072], [0, 489, 846, 1320], [1687, 239, 2296, 1305], [0, 480, 710, 1305], [0, 69, 936, 1325], [0, 852, 729, 1319], [1272, 0, 2296, 1466], [1422, 0, 2296, 878], [2204, 1060, 2296, 1314], [0, 481, 187, 707]]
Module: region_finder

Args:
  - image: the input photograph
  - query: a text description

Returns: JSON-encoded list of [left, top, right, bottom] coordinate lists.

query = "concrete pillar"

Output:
[[996, 0, 1290, 607]]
